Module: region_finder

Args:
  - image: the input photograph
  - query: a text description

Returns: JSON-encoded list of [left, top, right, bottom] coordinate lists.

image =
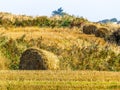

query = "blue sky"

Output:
[[0, 0, 119, 21]]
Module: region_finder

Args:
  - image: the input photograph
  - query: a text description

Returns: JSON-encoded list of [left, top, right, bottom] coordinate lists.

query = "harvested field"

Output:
[[0, 70, 119, 90]]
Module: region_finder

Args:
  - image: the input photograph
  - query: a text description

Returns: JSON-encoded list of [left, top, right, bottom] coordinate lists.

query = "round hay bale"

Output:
[[110, 29, 120, 45], [83, 24, 97, 34], [95, 27, 108, 38], [19, 48, 59, 70]]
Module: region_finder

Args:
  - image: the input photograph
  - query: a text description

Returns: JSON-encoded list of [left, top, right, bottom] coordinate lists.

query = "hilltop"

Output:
[[0, 12, 119, 71]]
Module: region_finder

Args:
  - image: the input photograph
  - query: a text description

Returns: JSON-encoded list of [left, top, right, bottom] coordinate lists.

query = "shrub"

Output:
[[107, 54, 120, 71], [1, 39, 21, 69], [33, 16, 50, 27], [60, 19, 71, 27], [70, 17, 87, 28]]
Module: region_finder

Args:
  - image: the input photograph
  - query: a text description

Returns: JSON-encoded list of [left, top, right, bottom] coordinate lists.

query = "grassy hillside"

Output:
[[0, 12, 119, 71], [0, 26, 119, 71], [0, 12, 120, 89]]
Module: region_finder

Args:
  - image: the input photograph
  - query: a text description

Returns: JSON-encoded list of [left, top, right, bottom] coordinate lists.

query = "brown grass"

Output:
[[0, 27, 106, 46], [0, 52, 9, 70], [0, 70, 119, 90]]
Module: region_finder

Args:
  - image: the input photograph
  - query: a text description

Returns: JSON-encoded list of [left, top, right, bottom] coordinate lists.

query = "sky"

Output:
[[0, 0, 120, 21]]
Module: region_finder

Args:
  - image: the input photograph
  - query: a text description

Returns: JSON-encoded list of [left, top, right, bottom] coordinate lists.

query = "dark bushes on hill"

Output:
[[0, 12, 88, 28]]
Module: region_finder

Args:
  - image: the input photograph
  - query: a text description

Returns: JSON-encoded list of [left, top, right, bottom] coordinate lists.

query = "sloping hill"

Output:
[[0, 12, 119, 71], [0, 26, 119, 70]]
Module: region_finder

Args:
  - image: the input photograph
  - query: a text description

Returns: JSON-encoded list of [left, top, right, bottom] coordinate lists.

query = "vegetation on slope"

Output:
[[0, 27, 119, 71], [0, 12, 119, 71], [0, 12, 87, 28]]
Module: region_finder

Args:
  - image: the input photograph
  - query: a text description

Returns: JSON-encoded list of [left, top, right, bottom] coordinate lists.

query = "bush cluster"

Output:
[[0, 12, 87, 28]]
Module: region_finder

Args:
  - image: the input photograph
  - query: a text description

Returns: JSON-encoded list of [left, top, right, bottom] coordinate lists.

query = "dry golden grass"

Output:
[[0, 26, 120, 70], [0, 52, 9, 70], [105, 23, 120, 32], [0, 27, 106, 46], [0, 70, 119, 90]]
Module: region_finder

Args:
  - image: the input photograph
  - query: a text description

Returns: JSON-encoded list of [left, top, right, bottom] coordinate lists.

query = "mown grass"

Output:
[[0, 70, 119, 90]]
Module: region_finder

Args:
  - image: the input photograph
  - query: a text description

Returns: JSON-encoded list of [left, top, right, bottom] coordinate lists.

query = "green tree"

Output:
[[52, 7, 64, 16]]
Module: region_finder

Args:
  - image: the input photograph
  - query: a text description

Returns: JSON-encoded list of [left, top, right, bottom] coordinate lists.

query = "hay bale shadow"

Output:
[[19, 48, 59, 70]]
